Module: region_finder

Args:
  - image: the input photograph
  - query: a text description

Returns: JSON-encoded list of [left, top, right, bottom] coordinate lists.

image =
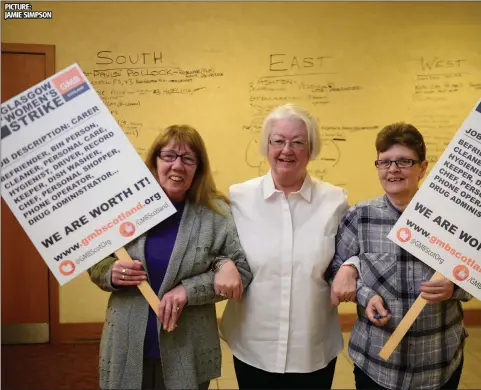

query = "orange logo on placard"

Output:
[[397, 227, 411, 243], [453, 265, 469, 281], [52, 66, 86, 93], [59, 260, 76, 276], [119, 222, 135, 237]]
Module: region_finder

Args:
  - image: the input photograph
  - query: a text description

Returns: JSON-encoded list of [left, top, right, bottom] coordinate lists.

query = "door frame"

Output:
[[1, 42, 60, 344]]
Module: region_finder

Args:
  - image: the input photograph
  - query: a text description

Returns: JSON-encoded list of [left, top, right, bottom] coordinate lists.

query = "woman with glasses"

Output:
[[88, 125, 253, 390], [331, 122, 471, 389], [219, 104, 358, 389]]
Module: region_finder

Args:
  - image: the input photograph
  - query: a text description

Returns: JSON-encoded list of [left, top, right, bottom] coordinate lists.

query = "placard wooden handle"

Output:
[[115, 247, 160, 312], [378, 271, 444, 360]]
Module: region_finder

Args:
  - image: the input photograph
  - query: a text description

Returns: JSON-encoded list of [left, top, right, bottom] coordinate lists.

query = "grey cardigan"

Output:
[[89, 199, 252, 389]]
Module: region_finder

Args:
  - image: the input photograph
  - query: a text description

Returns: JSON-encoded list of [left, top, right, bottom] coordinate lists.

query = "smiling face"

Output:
[[267, 118, 310, 186], [156, 140, 198, 203], [377, 144, 428, 201]]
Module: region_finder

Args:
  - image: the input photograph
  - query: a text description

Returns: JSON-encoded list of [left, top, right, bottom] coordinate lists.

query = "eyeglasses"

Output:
[[374, 159, 422, 169], [157, 150, 198, 165], [269, 139, 307, 149]]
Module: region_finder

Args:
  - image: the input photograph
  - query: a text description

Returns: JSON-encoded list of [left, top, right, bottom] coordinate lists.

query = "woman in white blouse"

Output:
[[220, 104, 358, 389]]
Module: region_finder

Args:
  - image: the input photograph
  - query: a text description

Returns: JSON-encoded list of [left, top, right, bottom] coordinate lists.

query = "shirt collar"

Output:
[[383, 194, 402, 217], [262, 170, 312, 202]]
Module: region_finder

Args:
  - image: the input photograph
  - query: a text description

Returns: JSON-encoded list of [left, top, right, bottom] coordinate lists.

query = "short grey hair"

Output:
[[259, 103, 322, 160]]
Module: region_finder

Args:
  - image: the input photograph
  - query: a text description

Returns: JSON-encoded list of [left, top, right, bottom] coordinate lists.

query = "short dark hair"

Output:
[[375, 122, 426, 161]]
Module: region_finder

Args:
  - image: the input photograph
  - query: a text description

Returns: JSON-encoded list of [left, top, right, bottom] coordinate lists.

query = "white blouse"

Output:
[[220, 171, 350, 373]]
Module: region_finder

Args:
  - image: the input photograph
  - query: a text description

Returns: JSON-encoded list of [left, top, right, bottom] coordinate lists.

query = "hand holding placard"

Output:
[[114, 247, 160, 312], [114, 247, 179, 332], [378, 272, 444, 360]]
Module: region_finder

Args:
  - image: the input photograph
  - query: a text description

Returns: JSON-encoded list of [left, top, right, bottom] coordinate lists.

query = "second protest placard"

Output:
[[388, 99, 481, 299]]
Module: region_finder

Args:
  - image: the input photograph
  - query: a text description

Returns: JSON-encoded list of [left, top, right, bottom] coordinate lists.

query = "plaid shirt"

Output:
[[332, 195, 472, 390]]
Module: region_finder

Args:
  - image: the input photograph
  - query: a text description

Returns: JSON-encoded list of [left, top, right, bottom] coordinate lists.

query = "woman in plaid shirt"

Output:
[[332, 123, 472, 390]]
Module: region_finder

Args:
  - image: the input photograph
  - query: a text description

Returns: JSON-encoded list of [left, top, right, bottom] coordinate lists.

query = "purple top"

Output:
[[143, 201, 185, 358]]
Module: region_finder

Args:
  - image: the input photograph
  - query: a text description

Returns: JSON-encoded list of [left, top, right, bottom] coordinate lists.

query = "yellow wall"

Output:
[[2, 2, 481, 323]]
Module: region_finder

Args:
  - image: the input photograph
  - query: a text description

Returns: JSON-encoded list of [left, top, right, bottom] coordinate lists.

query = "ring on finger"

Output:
[[219, 292, 227, 297], [122, 268, 126, 274], [121, 274, 125, 280], [173, 306, 180, 312]]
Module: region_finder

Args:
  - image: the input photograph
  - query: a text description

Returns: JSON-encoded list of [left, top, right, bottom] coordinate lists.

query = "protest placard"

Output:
[[379, 98, 481, 359], [0, 64, 177, 296]]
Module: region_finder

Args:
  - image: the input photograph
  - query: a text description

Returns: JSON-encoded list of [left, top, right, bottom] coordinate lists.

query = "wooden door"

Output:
[[1, 43, 59, 344]]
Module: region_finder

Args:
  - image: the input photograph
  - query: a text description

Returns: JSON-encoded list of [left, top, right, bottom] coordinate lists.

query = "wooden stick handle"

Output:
[[378, 271, 444, 360], [115, 247, 160, 313]]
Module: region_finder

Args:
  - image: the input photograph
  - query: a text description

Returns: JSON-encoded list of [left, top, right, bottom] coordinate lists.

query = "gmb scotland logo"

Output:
[[119, 222, 136, 238], [58, 260, 76, 276], [453, 265, 469, 282], [397, 227, 411, 243]]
